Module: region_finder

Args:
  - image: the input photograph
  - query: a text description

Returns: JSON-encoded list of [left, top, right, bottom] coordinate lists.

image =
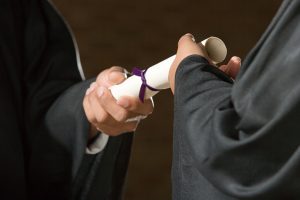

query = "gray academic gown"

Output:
[[0, 0, 132, 199], [173, 0, 300, 199]]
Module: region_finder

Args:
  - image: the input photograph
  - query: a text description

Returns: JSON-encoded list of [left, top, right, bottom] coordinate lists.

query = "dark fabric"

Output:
[[72, 133, 133, 200], [0, 0, 132, 199], [173, 0, 300, 199], [86, 133, 133, 200]]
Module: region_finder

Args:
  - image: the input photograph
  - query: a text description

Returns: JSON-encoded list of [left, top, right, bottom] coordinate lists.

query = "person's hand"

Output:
[[219, 56, 241, 79], [83, 66, 154, 139], [168, 33, 241, 93], [168, 34, 209, 93]]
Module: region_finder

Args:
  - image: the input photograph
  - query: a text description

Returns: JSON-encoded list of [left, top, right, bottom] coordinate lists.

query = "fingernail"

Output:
[[117, 99, 129, 108], [108, 71, 124, 83], [185, 33, 195, 42], [233, 56, 241, 63], [97, 86, 105, 98], [85, 88, 92, 96], [85, 82, 98, 96], [90, 82, 97, 90]]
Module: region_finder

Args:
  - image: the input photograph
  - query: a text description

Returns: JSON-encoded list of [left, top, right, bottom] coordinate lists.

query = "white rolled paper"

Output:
[[110, 37, 227, 101]]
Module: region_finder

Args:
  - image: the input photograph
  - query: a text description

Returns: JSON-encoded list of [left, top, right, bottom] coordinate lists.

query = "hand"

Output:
[[168, 33, 209, 93], [83, 66, 154, 138], [219, 56, 241, 79], [168, 33, 241, 93]]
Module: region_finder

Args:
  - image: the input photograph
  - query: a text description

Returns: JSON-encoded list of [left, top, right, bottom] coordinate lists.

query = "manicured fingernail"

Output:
[[185, 33, 195, 42], [97, 87, 105, 98], [117, 99, 129, 108]]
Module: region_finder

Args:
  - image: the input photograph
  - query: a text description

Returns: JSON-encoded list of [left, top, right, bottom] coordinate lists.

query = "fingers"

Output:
[[83, 66, 155, 137], [116, 96, 154, 116], [96, 121, 138, 136], [219, 56, 241, 79], [88, 88, 111, 125], [84, 84, 140, 136], [96, 86, 131, 122]]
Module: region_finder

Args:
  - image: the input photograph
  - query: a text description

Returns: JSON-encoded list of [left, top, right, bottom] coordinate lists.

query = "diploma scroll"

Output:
[[110, 37, 227, 101]]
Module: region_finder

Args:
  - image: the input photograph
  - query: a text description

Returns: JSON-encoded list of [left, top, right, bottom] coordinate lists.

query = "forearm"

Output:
[[174, 54, 300, 199]]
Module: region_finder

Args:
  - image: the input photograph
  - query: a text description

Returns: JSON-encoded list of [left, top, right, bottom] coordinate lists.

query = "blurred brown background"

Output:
[[52, 0, 282, 199]]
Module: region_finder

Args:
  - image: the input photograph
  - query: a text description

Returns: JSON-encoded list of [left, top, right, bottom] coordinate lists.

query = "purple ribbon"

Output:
[[132, 67, 161, 103]]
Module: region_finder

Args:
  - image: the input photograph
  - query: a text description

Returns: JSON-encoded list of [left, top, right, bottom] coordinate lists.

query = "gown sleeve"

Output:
[[173, 1, 300, 198], [21, 1, 132, 199]]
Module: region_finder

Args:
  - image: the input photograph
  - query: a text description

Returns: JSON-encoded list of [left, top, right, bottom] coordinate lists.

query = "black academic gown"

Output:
[[0, 0, 132, 199], [173, 0, 300, 199]]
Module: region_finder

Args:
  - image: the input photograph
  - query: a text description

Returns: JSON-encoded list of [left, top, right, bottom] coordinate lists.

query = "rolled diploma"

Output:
[[110, 37, 227, 100]]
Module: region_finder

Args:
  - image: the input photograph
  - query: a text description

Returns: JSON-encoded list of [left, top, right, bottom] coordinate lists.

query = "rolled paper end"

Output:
[[201, 37, 227, 64]]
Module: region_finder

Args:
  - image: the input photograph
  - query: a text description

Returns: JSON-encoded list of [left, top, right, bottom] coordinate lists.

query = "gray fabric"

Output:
[[173, 0, 300, 199]]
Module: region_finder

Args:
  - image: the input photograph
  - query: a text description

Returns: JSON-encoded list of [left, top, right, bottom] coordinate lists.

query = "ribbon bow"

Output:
[[132, 67, 161, 102]]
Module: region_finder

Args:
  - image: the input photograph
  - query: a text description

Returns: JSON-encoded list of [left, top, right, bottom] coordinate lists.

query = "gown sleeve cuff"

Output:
[[86, 133, 109, 154], [175, 54, 234, 85]]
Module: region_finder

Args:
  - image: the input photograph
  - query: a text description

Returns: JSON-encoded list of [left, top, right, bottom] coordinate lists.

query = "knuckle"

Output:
[[129, 101, 138, 111], [178, 35, 187, 46], [98, 88, 109, 103], [96, 111, 109, 124], [115, 110, 128, 122], [96, 70, 106, 83], [89, 116, 98, 125], [95, 77, 103, 85]]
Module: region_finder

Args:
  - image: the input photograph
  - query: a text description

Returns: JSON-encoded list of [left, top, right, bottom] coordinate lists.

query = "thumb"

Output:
[[96, 66, 127, 88]]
